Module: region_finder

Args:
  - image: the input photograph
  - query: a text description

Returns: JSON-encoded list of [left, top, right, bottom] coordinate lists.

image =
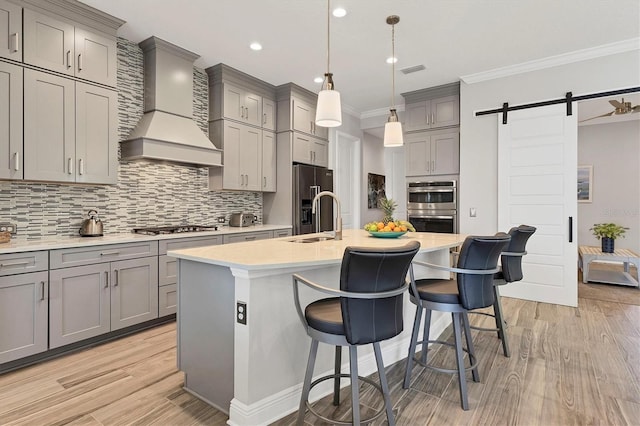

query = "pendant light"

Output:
[[384, 15, 403, 147], [315, 0, 342, 127]]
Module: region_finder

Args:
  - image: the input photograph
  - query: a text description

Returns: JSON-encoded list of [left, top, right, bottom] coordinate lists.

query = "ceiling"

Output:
[[79, 0, 640, 116]]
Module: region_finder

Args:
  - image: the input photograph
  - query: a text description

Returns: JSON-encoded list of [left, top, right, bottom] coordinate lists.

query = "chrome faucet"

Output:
[[311, 191, 343, 241]]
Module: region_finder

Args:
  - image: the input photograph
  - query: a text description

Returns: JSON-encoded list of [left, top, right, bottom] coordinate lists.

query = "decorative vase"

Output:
[[601, 237, 615, 253]]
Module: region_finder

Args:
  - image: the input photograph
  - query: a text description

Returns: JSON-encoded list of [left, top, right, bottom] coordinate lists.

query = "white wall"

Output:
[[361, 132, 385, 224], [459, 50, 640, 235], [578, 120, 640, 251]]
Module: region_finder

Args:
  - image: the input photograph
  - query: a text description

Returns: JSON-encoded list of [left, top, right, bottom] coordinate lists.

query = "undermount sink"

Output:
[[288, 236, 335, 243]]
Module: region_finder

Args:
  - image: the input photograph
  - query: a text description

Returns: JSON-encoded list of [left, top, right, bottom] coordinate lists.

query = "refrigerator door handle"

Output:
[[310, 185, 321, 233]]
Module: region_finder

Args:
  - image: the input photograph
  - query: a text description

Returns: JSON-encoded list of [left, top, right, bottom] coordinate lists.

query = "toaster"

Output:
[[229, 212, 255, 227]]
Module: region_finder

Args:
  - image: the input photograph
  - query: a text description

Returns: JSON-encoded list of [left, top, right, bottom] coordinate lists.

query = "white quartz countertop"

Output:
[[168, 229, 467, 271], [0, 225, 291, 254]]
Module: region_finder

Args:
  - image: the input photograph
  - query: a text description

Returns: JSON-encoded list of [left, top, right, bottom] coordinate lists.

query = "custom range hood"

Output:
[[121, 37, 222, 167]]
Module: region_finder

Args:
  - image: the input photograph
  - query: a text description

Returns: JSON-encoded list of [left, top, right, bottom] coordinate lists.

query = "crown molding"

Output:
[[360, 104, 405, 120], [461, 38, 640, 84], [341, 102, 360, 118]]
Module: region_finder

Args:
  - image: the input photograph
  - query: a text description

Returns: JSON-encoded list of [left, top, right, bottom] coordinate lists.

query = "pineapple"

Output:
[[379, 198, 397, 224]]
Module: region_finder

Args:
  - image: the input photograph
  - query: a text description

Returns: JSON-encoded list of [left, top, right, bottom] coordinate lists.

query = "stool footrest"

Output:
[[413, 339, 478, 374], [305, 373, 387, 425]]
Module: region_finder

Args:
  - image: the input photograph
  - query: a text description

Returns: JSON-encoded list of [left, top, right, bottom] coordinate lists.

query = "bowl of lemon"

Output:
[[364, 220, 415, 238]]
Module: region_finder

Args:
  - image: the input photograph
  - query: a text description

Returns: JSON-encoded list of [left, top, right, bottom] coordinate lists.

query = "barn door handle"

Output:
[[568, 216, 573, 243]]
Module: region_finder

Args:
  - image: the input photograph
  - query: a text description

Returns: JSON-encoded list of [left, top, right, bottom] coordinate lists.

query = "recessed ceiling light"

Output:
[[386, 57, 398, 64], [249, 42, 262, 51], [314, 77, 324, 83], [332, 7, 347, 17]]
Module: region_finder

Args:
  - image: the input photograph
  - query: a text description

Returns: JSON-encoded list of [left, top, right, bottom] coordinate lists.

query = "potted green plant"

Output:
[[590, 223, 629, 253]]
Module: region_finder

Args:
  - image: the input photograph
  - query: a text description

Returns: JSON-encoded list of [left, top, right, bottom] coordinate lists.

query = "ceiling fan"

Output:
[[580, 97, 640, 122]]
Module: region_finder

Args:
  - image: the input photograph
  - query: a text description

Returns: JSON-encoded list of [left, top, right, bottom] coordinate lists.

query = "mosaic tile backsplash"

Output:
[[0, 38, 262, 241]]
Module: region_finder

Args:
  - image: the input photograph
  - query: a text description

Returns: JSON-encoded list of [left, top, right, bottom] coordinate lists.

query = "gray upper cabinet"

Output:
[[23, 9, 117, 87], [0, 0, 21, 61], [292, 97, 328, 139], [261, 131, 276, 192], [209, 120, 262, 191], [0, 61, 23, 180], [292, 133, 328, 168], [23, 69, 117, 184], [75, 82, 118, 184], [405, 95, 460, 132], [405, 129, 459, 176], [23, 69, 75, 183], [262, 98, 276, 131], [223, 82, 263, 127], [207, 64, 277, 192]]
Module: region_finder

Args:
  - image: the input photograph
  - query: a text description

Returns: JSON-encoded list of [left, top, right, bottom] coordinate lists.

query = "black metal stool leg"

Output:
[[493, 286, 510, 357], [420, 308, 432, 365], [349, 346, 360, 425], [452, 313, 469, 410], [462, 312, 480, 382], [333, 346, 342, 405], [403, 304, 423, 389], [373, 342, 395, 426], [297, 339, 319, 424]]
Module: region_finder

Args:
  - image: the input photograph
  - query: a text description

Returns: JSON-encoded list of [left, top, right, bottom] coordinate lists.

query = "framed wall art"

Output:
[[577, 165, 593, 203], [367, 173, 386, 209]]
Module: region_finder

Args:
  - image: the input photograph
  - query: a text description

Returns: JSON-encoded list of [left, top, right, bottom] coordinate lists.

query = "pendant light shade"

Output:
[[384, 109, 403, 147], [383, 15, 402, 147], [316, 73, 342, 127], [315, 0, 342, 127]]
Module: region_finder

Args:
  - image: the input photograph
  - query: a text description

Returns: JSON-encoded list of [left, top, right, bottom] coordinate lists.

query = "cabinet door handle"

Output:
[[431, 112, 435, 125], [68, 158, 73, 174], [113, 269, 119, 287], [13, 152, 19, 171], [100, 250, 120, 256], [263, 176, 266, 187], [77, 53, 83, 71], [245, 236, 256, 241], [104, 271, 109, 288], [431, 160, 435, 172], [263, 113, 267, 125], [40, 281, 46, 301], [0, 261, 30, 268], [78, 158, 84, 175], [66, 50, 72, 69], [12, 33, 19, 53]]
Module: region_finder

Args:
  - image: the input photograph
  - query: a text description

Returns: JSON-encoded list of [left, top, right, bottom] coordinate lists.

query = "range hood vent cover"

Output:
[[121, 37, 222, 167]]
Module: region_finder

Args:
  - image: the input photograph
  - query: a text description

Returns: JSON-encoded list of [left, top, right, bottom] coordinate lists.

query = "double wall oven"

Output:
[[407, 180, 457, 233]]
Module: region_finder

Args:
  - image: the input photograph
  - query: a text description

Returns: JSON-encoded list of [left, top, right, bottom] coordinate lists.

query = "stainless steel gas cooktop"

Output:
[[132, 225, 218, 235]]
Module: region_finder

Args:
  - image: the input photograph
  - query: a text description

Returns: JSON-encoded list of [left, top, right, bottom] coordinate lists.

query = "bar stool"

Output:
[[402, 234, 511, 410], [469, 225, 536, 357], [293, 241, 420, 425]]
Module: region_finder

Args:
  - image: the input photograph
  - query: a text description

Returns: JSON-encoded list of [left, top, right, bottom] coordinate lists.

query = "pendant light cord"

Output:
[[326, 0, 331, 88], [390, 22, 396, 109]]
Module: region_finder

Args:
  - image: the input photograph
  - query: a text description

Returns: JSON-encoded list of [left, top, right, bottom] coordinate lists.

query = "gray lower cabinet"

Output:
[[159, 235, 222, 316], [49, 242, 159, 349], [0, 0, 21, 61], [0, 271, 48, 364], [0, 61, 23, 180], [272, 229, 292, 238], [24, 69, 117, 184], [0, 250, 49, 364]]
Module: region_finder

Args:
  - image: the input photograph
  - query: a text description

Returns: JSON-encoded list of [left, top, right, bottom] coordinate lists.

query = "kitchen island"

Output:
[[168, 229, 466, 425]]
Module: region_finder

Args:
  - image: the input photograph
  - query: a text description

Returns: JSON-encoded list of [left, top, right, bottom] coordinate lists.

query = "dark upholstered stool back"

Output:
[[501, 225, 537, 283], [457, 234, 511, 310], [339, 241, 420, 345]]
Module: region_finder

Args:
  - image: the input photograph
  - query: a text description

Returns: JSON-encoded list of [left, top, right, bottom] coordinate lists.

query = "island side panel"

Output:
[[178, 259, 235, 414]]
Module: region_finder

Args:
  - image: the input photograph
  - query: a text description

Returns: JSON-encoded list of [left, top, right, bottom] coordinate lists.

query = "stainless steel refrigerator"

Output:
[[293, 164, 334, 235]]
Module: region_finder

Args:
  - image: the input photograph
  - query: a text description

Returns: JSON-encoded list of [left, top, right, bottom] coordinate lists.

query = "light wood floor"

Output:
[[1, 274, 639, 425]]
